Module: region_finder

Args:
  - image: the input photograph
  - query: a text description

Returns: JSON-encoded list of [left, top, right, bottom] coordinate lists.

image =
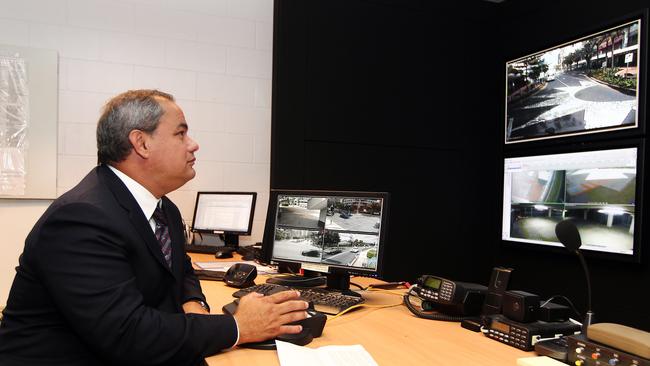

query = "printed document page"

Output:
[[276, 340, 378, 366], [194, 260, 277, 274]]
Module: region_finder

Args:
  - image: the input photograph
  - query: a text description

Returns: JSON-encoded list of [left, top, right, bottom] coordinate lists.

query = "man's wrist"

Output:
[[191, 299, 210, 312]]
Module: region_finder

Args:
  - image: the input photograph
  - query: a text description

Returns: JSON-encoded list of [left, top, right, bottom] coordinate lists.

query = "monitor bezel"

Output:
[[190, 191, 257, 235], [504, 11, 647, 146], [262, 189, 390, 277], [500, 139, 645, 263]]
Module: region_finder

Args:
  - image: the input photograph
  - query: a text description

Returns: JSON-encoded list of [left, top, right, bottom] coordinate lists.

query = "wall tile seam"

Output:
[[0, 16, 66, 28], [29, 22, 261, 51]]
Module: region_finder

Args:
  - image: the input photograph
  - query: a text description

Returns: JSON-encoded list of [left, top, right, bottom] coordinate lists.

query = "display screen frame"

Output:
[[262, 189, 391, 277], [504, 12, 647, 145], [190, 191, 257, 235], [500, 139, 645, 263]]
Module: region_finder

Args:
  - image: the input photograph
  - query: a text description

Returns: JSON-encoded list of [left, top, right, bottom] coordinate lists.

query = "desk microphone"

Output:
[[555, 219, 594, 334]]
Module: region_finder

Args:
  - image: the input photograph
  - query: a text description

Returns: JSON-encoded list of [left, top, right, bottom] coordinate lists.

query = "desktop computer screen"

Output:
[[501, 143, 643, 261], [190, 191, 257, 248], [264, 189, 390, 291]]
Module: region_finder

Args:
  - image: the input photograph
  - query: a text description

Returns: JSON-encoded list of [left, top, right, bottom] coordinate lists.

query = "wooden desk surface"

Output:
[[190, 253, 533, 365]]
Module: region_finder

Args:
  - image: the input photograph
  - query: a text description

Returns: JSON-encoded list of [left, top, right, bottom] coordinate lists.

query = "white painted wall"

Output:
[[0, 0, 273, 307]]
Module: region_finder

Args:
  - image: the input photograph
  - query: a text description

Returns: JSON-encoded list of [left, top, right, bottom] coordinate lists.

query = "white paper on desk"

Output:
[[194, 260, 277, 274], [275, 340, 378, 366]]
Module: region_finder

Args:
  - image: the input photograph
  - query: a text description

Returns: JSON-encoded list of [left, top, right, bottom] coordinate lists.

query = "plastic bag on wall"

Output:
[[0, 54, 29, 196]]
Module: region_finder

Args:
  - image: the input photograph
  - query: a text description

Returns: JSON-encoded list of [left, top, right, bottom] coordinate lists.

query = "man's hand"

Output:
[[233, 290, 309, 345], [183, 300, 210, 315]]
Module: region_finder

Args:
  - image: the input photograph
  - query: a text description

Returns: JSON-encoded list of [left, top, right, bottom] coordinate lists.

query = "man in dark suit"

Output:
[[0, 90, 308, 366]]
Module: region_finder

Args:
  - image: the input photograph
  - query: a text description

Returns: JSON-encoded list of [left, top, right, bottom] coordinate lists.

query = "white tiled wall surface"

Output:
[[0, 0, 273, 305]]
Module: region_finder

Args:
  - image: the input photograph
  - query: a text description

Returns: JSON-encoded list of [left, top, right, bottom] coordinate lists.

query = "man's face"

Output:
[[146, 98, 199, 195]]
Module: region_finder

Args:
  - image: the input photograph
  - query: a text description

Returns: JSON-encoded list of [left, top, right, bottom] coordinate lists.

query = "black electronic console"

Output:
[[482, 314, 581, 351]]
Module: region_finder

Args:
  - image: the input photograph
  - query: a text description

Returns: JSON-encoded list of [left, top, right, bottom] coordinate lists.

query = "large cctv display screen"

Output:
[[268, 191, 389, 274], [502, 145, 642, 260], [505, 17, 643, 144]]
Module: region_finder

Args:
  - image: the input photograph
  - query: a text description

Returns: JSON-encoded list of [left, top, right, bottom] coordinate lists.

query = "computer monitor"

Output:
[[501, 141, 643, 262], [263, 189, 390, 294], [190, 191, 257, 249]]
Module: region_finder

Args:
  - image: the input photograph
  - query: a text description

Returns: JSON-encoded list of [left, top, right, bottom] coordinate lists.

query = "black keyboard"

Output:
[[232, 283, 364, 315]]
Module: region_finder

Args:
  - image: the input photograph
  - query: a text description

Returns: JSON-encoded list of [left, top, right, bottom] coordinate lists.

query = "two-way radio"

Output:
[[404, 275, 487, 321], [413, 275, 487, 316], [482, 314, 581, 351]]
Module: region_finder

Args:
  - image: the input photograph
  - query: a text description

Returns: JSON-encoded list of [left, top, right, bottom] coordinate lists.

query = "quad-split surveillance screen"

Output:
[[502, 147, 638, 255], [270, 194, 385, 272]]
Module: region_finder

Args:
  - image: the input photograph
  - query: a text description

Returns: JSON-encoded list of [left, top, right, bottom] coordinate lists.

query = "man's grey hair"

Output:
[[97, 89, 175, 164]]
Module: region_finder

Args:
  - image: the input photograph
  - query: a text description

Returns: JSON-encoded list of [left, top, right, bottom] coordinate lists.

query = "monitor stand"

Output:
[[325, 272, 362, 298], [266, 270, 327, 288], [223, 233, 240, 248], [266, 270, 361, 297]]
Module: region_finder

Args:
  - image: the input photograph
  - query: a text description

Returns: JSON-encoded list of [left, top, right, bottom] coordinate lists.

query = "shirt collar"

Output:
[[107, 164, 161, 220]]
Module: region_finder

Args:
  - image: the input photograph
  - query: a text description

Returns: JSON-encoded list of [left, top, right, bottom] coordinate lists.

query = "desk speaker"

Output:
[[503, 290, 539, 323]]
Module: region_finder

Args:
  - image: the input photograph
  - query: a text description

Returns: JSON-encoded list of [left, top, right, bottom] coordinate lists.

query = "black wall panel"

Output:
[[271, 0, 499, 286]]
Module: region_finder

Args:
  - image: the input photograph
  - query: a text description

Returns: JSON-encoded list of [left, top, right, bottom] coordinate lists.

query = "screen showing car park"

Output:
[[271, 195, 384, 270], [502, 147, 638, 255]]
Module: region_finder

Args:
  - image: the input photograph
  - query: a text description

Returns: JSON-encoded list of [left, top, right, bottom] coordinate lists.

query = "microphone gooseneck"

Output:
[[575, 250, 592, 314], [555, 219, 594, 334]]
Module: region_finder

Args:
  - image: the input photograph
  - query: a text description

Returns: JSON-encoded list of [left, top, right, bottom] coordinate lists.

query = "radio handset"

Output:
[[404, 275, 487, 321]]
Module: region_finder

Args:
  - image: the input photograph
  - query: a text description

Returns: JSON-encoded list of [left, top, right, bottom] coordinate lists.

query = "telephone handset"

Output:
[[224, 263, 257, 288], [404, 274, 487, 320]]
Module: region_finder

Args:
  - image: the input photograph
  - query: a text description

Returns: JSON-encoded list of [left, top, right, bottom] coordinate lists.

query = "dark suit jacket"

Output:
[[0, 165, 237, 366]]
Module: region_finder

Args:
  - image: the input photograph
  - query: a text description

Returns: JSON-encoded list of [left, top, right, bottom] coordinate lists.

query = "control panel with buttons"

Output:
[[567, 334, 650, 366]]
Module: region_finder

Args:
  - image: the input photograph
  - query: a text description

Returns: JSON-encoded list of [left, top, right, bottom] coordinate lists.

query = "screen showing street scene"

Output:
[[505, 19, 641, 143], [502, 147, 638, 255], [271, 194, 384, 270]]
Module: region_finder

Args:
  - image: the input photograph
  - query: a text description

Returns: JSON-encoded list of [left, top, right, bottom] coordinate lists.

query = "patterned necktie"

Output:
[[152, 205, 172, 268]]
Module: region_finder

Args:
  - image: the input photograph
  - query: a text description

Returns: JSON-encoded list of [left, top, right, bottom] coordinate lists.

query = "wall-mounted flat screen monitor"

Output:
[[501, 142, 643, 262], [505, 16, 644, 144]]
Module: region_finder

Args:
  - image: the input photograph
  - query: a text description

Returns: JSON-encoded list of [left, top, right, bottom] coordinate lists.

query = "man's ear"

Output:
[[129, 130, 150, 159]]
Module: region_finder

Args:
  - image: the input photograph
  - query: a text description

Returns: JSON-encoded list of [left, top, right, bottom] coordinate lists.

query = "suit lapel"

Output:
[[98, 165, 174, 275]]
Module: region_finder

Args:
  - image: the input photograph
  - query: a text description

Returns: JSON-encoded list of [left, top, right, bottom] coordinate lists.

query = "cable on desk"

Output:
[[329, 301, 404, 320], [364, 281, 409, 290], [364, 287, 408, 297]]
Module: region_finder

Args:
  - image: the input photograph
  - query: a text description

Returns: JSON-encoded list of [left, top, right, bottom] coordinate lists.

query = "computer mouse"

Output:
[[277, 327, 314, 346], [214, 249, 234, 259], [221, 300, 326, 350]]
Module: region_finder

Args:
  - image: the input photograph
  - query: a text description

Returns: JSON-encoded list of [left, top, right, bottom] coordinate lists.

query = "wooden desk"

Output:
[[190, 253, 533, 365]]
